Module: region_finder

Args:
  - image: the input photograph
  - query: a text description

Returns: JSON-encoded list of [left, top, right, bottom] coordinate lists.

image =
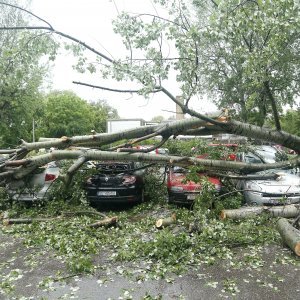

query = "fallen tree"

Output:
[[0, 114, 299, 188], [0, 2, 299, 190]]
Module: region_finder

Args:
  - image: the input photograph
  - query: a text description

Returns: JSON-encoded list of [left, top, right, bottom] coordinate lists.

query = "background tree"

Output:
[[151, 115, 165, 123], [196, 0, 300, 127], [280, 109, 300, 136], [37, 91, 118, 138], [0, 0, 58, 147], [89, 100, 119, 133]]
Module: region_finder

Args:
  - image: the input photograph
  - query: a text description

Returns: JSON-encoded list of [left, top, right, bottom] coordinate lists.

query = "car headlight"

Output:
[[275, 172, 286, 181], [170, 186, 184, 192], [122, 175, 136, 185], [245, 181, 261, 191], [215, 184, 221, 192]]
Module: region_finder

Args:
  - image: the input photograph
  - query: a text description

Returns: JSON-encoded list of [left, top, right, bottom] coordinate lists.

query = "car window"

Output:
[[244, 152, 264, 164], [173, 166, 187, 173]]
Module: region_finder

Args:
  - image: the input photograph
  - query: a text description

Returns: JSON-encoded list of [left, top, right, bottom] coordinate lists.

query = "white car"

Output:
[[237, 169, 300, 206], [7, 162, 59, 201], [237, 145, 300, 205]]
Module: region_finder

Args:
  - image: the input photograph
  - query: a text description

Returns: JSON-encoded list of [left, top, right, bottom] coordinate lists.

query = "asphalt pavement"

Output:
[[0, 231, 299, 300]]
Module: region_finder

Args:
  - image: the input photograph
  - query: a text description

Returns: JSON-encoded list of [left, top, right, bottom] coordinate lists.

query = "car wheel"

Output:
[[167, 193, 173, 204]]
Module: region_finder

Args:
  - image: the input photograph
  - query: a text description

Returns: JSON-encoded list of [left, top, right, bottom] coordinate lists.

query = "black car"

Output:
[[85, 161, 145, 204]]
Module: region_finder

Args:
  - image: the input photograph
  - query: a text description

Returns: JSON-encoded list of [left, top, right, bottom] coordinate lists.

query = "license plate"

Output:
[[187, 194, 196, 200], [97, 191, 116, 196]]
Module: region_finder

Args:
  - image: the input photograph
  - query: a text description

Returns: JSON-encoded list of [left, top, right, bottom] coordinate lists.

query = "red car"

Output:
[[167, 166, 222, 204], [196, 143, 239, 161]]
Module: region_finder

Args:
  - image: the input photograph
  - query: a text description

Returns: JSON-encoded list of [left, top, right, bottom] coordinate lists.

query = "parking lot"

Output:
[[0, 201, 299, 300]]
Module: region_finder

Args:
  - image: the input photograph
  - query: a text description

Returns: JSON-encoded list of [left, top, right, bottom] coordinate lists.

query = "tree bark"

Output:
[[5, 148, 300, 181], [264, 81, 281, 131], [277, 218, 300, 256], [220, 204, 300, 220]]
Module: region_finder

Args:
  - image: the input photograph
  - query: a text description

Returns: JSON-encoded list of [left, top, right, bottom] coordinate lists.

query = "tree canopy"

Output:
[[107, 0, 300, 128], [0, 0, 58, 147], [38, 91, 119, 138], [197, 0, 300, 126], [0, 0, 299, 186]]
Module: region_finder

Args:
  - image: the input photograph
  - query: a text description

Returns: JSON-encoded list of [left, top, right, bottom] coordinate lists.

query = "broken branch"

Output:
[[277, 218, 300, 256], [87, 216, 118, 228]]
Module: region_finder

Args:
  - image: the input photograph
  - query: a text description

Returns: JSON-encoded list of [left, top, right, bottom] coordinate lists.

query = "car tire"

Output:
[[167, 193, 173, 204]]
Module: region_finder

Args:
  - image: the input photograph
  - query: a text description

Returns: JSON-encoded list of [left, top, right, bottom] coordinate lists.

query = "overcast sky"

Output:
[[29, 0, 216, 120]]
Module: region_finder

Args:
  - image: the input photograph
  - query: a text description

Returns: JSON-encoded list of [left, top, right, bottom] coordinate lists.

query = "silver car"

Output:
[[7, 162, 59, 201], [237, 145, 300, 205], [237, 169, 300, 206]]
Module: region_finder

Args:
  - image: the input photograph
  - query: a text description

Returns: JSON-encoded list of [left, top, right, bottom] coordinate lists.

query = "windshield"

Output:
[[254, 168, 294, 176], [253, 145, 287, 163]]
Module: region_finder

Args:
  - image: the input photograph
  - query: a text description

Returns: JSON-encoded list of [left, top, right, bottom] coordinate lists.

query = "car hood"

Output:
[[246, 171, 300, 194], [169, 173, 221, 187]]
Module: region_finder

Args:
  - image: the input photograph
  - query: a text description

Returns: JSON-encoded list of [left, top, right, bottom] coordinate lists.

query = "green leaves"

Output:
[[0, 4, 59, 147], [38, 91, 118, 138], [197, 0, 300, 124]]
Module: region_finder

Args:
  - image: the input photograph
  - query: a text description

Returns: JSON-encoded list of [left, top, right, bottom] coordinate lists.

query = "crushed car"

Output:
[[167, 166, 222, 204], [237, 168, 300, 206], [7, 162, 59, 201], [236, 145, 300, 206], [85, 161, 145, 204], [197, 143, 300, 206]]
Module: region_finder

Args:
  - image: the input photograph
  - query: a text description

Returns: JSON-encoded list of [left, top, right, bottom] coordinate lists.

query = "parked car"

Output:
[[150, 148, 169, 155], [236, 145, 300, 205], [236, 145, 288, 164], [197, 144, 299, 206], [7, 162, 59, 201], [167, 166, 222, 204], [237, 168, 300, 206], [85, 161, 145, 204]]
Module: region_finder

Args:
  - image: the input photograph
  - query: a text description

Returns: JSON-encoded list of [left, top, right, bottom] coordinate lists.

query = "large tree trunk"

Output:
[[264, 81, 281, 131], [277, 218, 300, 256], [220, 204, 300, 220]]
